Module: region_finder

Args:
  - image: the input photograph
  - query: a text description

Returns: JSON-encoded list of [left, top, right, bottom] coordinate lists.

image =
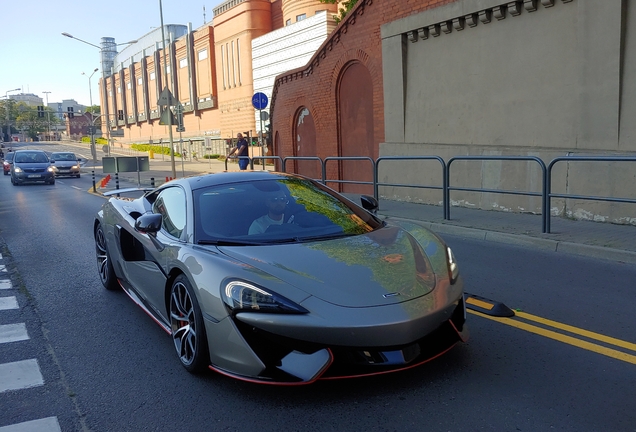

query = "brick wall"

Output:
[[270, 0, 458, 184]]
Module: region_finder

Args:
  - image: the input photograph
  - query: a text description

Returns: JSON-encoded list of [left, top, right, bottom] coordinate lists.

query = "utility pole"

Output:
[[43, 91, 51, 141], [159, 0, 177, 179]]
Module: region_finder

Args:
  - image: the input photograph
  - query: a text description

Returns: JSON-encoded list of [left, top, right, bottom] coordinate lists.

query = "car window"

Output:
[[152, 186, 187, 239], [194, 177, 382, 244], [14, 152, 48, 163]]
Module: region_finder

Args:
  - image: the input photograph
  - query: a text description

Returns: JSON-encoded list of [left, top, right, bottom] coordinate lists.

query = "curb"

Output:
[[383, 216, 636, 265]]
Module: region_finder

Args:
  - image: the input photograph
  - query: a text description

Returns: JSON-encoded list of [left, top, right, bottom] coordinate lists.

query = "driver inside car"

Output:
[[248, 191, 292, 235]]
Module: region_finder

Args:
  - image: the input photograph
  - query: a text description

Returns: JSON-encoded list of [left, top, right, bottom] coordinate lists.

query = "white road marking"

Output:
[[0, 359, 44, 393], [71, 186, 82, 190], [0, 417, 62, 432], [0, 280, 12, 290], [0, 323, 29, 344], [0, 265, 6, 273], [0, 296, 18, 310]]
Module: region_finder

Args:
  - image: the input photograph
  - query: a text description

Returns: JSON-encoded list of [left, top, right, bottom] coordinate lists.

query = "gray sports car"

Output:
[[94, 171, 467, 385]]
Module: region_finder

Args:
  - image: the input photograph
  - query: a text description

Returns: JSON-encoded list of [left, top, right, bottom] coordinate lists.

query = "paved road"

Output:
[[0, 141, 634, 431]]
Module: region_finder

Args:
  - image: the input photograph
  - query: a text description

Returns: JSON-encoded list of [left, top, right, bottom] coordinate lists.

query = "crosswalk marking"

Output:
[[0, 323, 29, 344], [0, 417, 61, 432], [0, 359, 44, 393], [0, 296, 18, 310], [0, 259, 61, 431]]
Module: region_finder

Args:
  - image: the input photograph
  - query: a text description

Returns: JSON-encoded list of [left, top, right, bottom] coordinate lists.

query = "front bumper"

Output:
[[206, 296, 468, 385], [13, 172, 55, 183]]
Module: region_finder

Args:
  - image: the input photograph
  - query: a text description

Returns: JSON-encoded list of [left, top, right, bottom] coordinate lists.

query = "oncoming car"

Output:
[[3, 152, 15, 175], [50, 152, 81, 177], [94, 171, 467, 385], [11, 150, 55, 185]]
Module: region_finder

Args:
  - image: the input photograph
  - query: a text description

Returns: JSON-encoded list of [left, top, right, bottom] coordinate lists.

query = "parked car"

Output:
[[94, 171, 467, 385], [49, 152, 81, 178], [11, 150, 55, 185], [3, 152, 15, 175]]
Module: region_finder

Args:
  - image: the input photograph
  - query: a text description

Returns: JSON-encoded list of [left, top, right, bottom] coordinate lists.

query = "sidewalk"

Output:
[[87, 149, 636, 265]]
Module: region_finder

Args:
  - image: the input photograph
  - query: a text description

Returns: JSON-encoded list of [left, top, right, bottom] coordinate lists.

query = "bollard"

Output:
[[115, 173, 120, 197], [92, 170, 96, 193], [150, 177, 155, 188]]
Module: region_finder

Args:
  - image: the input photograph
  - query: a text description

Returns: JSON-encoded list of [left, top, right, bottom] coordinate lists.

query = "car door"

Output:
[[123, 186, 188, 322]]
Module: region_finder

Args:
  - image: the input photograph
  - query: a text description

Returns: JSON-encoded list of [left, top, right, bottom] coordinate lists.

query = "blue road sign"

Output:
[[252, 92, 268, 110]]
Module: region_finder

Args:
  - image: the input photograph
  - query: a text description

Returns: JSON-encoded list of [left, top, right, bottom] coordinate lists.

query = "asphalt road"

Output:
[[0, 143, 634, 431]]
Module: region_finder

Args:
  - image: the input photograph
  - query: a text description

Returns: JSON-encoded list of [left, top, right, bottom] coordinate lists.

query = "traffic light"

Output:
[[67, 107, 74, 119], [37, 106, 44, 118]]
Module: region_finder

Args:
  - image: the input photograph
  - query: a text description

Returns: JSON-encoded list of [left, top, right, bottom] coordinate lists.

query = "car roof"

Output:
[[14, 149, 46, 154], [185, 171, 305, 190]]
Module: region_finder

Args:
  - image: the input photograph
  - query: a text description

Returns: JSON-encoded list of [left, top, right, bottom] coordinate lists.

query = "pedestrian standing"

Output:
[[228, 133, 249, 170]]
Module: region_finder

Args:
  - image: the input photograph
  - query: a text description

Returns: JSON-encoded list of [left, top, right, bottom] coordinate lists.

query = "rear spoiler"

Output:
[[103, 187, 154, 196]]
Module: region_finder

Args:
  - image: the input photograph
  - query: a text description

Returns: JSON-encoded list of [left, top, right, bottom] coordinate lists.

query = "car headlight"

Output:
[[447, 246, 459, 284], [223, 280, 308, 314], [13, 167, 22, 173], [72, 165, 79, 169], [47, 167, 54, 172]]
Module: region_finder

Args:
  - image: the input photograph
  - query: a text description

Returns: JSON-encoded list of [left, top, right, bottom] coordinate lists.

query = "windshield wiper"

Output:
[[197, 239, 262, 246]]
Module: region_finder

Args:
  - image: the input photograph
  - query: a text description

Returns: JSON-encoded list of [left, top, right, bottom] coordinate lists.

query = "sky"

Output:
[[0, 0, 226, 107]]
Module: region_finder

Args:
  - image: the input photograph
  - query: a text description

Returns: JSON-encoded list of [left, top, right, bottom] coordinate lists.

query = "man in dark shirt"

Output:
[[228, 133, 249, 170]]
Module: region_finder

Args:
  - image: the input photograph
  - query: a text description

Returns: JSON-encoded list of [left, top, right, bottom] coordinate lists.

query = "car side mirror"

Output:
[[135, 213, 162, 234], [360, 195, 379, 214]]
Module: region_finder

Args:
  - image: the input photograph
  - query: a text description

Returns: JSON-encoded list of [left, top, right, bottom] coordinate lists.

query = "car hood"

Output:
[[52, 161, 77, 167], [219, 225, 436, 308], [15, 162, 50, 170]]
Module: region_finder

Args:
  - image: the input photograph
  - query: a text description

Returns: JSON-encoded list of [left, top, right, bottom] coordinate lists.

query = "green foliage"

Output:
[[319, 0, 359, 23]]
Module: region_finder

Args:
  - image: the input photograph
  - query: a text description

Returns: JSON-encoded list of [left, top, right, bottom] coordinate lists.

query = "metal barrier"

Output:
[[375, 156, 447, 216], [250, 156, 283, 170], [322, 156, 376, 192], [281, 156, 324, 182], [224, 156, 251, 171], [446, 156, 547, 232], [546, 156, 636, 233]]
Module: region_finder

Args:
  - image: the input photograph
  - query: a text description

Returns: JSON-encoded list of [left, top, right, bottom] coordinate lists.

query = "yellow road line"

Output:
[[468, 310, 636, 365], [514, 311, 636, 352]]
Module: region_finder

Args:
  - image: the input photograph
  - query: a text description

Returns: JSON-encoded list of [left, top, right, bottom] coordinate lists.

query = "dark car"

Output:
[[94, 171, 467, 385], [3, 152, 15, 175], [11, 150, 55, 185], [50, 152, 81, 178]]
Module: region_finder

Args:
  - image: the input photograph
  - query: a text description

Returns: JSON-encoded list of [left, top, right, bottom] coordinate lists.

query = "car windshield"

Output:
[[52, 153, 76, 161], [4, 153, 14, 162], [194, 177, 382, 245], [14, 152, 49, 163]]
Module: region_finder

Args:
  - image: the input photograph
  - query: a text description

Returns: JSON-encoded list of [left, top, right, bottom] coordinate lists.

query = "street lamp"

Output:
[[43, 91, 51, 141], [4, 88, 20, 143], [61, 32, 137, 163], [82, 68, 99, 163]]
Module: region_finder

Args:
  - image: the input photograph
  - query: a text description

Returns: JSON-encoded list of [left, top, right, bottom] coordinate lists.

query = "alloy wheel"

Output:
[[170, 281, 198, 367]]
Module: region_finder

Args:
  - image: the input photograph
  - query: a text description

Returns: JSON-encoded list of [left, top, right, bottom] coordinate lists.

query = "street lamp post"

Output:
[[43, 91, 51, 141], [4, 88, 20, 142], [159, 0, 177, 179], [61, 32, 137, 165], [82, 68, 99, 164]]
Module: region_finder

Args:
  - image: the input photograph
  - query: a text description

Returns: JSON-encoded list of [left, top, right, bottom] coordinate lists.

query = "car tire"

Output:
[[169, 274, 209, 373], [3, 171, 7, 176], [76, 173, 81, 178], [95, 223, 119, 291], [48, 179, 55, 185]]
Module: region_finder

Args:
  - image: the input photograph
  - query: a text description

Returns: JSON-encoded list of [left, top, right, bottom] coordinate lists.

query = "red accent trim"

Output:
[[118, 279, 171, 335], [449, 319, 469, 343], [208, 348, 334, 386]]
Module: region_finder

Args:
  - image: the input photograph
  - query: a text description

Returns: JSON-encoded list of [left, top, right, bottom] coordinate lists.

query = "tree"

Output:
[[15, 103, 49, 140], [319, 0, 359, 24]]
